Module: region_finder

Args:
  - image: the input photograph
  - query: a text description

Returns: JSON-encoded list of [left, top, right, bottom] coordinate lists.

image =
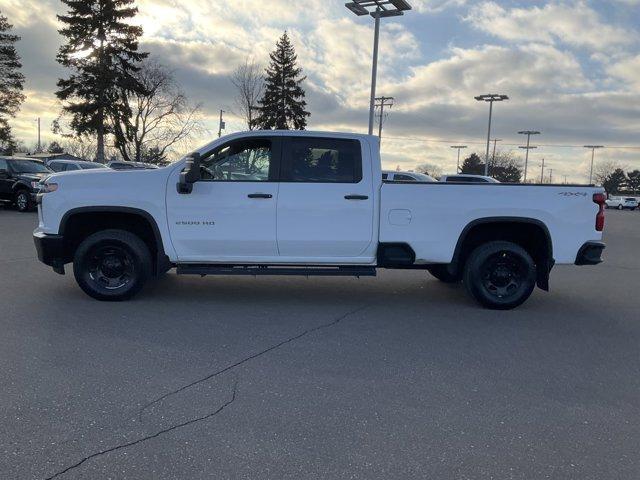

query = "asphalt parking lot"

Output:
[[1, 207, 639, 480]]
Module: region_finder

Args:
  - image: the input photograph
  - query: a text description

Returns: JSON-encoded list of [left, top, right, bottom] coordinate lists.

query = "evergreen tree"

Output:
[[56, 0, 147, 162], [0, 12, 25, 152], [254, 32, 310, 130], [47, 141, 64, 154], [627, 169, 640, 194], [460, 153, 484, 175], [603, 168, 627, 195]]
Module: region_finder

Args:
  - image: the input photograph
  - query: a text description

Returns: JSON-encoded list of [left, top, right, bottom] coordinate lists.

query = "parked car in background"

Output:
[[605, 196, 639, 210], [439, 174, 500, 183], [382, 170, 436, 182], [107, 161, 159, 170], [0, 157, 53, 212], [45, 159, 108, 173]]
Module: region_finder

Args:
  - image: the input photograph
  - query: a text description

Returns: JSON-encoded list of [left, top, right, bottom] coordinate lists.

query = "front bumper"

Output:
[[33, 231, 66, 274], [575, 241, 606, 265]]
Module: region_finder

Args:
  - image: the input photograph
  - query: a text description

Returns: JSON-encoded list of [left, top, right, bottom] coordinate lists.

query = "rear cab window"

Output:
[[282, 137, 362, 183]]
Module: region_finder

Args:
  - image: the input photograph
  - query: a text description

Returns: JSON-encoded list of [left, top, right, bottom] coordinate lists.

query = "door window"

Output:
[[284, 138, 362, 183], [0, 159, 7, 171], [49, 162, 64, 172], [201, 139, 273, 182]]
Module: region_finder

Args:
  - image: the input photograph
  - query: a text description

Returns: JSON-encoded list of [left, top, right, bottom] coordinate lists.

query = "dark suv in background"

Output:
[[0, 157, 53, 212]]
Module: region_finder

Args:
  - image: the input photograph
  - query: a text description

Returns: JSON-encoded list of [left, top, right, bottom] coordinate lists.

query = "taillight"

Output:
[[593, 193, 605, 231]]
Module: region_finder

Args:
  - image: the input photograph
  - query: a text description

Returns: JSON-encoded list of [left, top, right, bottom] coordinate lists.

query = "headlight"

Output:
[[41, 182, 58, 193], [31, 181, 40, 189]]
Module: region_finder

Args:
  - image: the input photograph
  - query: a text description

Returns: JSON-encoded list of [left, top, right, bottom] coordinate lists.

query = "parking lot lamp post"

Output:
[[451, 145, 467, 173], [518, 130, 540, 182], [584, 145, 604, 185], [475, 94, 508, 176], [345, 1, 412, 135]]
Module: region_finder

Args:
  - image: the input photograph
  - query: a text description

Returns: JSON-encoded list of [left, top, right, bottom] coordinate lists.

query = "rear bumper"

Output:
[[33, 231, 66, 274], [575, 241, 605, 265]]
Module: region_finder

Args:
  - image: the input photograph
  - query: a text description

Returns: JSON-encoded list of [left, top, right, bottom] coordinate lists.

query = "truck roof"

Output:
[[193, 130, 377, 156]]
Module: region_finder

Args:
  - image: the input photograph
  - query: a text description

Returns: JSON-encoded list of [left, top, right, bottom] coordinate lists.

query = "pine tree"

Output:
[[0, 12, 25, 152], [460, 153, 484, 175], [254, 32, 310, 130], [56, 0, 147, 162]]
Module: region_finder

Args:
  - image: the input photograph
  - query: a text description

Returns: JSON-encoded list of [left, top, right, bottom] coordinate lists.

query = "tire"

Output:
[[427, 264, 461, 283], [73, 229, 152, 301], [463, 241, 536, 310], [617, 204, 623, 210], [14, 190, 32, 212]]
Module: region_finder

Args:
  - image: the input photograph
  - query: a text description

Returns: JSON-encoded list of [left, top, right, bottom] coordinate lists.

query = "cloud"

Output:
[[609, 54, 640, 89], [465, 1, 635, 51], [412, 0, 467, 14]]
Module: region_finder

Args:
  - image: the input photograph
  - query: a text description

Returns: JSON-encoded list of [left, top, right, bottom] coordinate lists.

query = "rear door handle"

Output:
[[344, 195, 369, 200], [248, 193, 273, 199]]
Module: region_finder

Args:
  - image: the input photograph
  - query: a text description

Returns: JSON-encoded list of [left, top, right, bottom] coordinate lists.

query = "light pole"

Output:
[[584, 145, 604, 184], [475, 94, 508, 176], [375, 96, 394, 143], [491, 138, 502, 172], [518, 130, 540, 182], [451, 145, 467, 173], [540, 158, 547, 183], [218, 110, 225, 137], [346, 1, 412, 135]]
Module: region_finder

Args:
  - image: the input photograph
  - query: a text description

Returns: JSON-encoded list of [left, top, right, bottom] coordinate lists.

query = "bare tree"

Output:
[[415, 162, 442, 179], [230, 57, 264, 130], [111, 61, 205, 163], [593, 159, 625, 186], [59, 136, 97, 160]]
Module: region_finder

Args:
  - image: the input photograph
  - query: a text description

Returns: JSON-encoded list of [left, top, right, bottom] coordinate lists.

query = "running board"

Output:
[[176, 264, 377, 277]]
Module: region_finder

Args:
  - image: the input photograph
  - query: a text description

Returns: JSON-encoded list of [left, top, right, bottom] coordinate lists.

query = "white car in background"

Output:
[[439, 174, 500, 183], [605, 196, 639, 210], [45, 159, 108, 173], [382, 170, 436, 182]]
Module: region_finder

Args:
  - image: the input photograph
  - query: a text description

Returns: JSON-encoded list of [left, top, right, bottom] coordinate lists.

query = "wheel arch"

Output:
[[59, 206, 171, 275], [450, 217, 554, 291]]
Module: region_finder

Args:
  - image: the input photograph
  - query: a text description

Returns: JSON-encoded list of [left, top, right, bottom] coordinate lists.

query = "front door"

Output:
[[166, 137, 281, 262], [276, 137, 375, 262]]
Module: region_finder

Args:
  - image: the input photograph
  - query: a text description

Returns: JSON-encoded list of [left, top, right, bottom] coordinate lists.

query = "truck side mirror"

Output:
[[177, 152, 201, 194]]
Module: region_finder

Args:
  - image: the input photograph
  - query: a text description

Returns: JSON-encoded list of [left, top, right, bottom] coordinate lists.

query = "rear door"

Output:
[[276, 136, 375, 261], [0, 158, 11, 200], [166, 137, 281, 262]]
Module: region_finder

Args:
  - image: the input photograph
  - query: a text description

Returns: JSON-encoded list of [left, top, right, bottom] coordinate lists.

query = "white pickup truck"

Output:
[[33, 131, 606, 309]]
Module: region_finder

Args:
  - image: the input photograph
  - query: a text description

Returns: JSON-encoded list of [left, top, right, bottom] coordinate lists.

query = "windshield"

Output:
[[10, 160, 51, 174]]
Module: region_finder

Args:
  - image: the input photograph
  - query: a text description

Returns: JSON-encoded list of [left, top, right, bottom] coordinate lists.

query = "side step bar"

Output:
[[176, 264, 377, 277]]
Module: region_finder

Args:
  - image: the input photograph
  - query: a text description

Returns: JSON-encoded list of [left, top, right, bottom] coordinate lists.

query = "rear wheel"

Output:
[[463, 241, 536, 310], [14, 190, 32, 212], [73, 229, 151, 301], [427, 264, 461, 283]]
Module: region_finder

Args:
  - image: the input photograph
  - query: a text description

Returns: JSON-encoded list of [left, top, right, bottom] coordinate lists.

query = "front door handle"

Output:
[[248, 193, 273, 199], [344, 195, 369, 200]]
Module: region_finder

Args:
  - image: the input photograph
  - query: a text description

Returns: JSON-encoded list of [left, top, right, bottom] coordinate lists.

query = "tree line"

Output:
[[0, 2, 310, 163]]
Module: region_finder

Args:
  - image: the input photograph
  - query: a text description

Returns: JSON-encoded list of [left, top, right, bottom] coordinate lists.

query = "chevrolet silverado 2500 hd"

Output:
[[33, 131, 606, 309]]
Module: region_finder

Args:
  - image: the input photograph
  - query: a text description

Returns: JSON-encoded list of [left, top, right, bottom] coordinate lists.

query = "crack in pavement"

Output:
[[138, 304, 368, 422], [43, 381, 238, 480]]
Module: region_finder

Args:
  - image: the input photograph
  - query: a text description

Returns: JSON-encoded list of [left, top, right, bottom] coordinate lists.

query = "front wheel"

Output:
[[463, 241, 536, 310], [617, 204, 623, 210], [14, 190, 32, 212], [73, 229, 152, 301]]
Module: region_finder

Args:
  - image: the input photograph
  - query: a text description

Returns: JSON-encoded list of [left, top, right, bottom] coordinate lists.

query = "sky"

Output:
[[1, 0, 640, 182]]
